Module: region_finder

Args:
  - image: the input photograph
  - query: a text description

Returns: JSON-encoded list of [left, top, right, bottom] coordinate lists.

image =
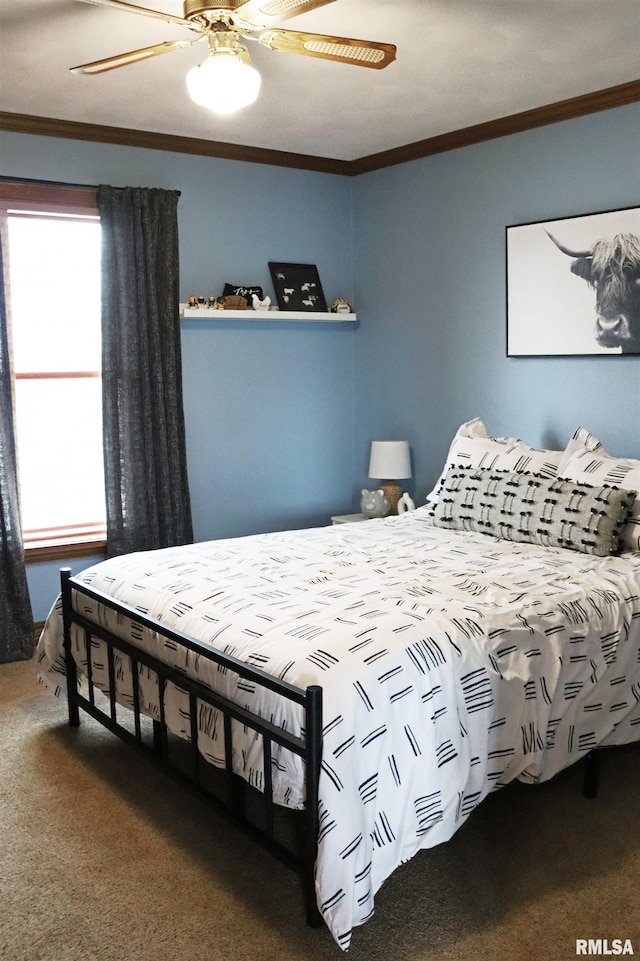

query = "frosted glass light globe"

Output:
[[186, 54, 261, 115]]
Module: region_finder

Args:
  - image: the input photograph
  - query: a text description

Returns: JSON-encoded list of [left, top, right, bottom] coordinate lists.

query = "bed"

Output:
[[35, 420, 640, 951]]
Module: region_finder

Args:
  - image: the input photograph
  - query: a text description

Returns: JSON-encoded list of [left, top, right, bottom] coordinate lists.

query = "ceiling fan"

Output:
[[71, 0, 397, 115]]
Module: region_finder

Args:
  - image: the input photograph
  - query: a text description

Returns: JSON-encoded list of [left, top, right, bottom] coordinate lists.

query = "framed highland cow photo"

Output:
[[506, 205, 640, 356]]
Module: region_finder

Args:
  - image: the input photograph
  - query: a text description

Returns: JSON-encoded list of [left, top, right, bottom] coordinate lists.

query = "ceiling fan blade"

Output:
[[70, 39, 195, 74], [74, 0, 190, 28], [233, 0, 335, 29], [258, 29, 396, 69]]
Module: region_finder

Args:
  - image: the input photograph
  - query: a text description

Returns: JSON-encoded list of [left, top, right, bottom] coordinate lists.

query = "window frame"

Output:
[[0, 181, 106, 563]]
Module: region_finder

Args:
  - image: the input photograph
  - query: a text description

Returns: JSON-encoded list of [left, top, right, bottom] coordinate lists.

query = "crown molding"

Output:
[[350, 79, 640, 174], [1, 79, 638, 177], [0, 112, 351, 176]]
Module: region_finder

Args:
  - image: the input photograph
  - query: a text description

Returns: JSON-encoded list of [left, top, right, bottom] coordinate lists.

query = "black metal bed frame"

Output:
[[60, 567, 324, 928], [59, 561, 604, 939]]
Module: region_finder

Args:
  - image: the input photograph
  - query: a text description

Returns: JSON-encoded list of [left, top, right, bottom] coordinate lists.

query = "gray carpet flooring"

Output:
[[2, 657, 639, 961]]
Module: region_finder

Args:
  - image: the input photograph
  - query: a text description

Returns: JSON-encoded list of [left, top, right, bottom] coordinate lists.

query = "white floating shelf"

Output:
[[180, 306, 357, 323]]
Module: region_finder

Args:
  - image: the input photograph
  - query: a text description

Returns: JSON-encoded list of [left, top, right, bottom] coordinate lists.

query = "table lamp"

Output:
[[368, 440, 411, 515]]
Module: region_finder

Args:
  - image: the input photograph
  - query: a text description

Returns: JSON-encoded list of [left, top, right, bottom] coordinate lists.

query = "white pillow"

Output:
[[426, 418, 564, 509], [558, 426, 604, 471], [425, 418, 485, 507], [558, 445, 640, 553]]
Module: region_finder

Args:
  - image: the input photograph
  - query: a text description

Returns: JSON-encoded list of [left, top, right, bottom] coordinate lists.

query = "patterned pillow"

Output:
[[432, 467, 636, 556], [557, 426, 604, 471], [426, 419, 564, 510], [558, 447, 640, 552]]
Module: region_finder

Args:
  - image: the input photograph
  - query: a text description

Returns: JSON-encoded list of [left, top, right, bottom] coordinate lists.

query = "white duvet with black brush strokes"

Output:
[[36, 510, 640, 950]]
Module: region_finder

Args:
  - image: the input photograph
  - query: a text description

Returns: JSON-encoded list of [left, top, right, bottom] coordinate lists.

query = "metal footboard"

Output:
[[60, 567, 324, 927]]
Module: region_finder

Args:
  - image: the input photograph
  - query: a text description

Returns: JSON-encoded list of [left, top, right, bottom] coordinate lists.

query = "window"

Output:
[[0, 182, 106, 561]]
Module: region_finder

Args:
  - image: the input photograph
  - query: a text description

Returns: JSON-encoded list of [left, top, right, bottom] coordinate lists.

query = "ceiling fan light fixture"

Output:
[[186, 47, 261, 115]]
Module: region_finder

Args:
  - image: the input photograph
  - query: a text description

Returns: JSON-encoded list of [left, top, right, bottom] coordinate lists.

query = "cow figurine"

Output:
[[360, 488, 391, 519], [547, 230, 640, 354]]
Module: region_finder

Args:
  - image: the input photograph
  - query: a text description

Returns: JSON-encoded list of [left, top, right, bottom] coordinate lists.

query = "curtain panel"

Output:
[[0, 235, 34, 663], [99, 185, 193, 557]]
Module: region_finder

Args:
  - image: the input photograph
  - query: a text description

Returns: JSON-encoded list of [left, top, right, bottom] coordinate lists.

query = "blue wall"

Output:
[[352, 103, 640, 504], [0, 132, 357, 618], [2, 102, 639, 619]]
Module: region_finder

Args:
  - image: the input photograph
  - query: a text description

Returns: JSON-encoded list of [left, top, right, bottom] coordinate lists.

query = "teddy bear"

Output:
[[360, 488, 391, 519]]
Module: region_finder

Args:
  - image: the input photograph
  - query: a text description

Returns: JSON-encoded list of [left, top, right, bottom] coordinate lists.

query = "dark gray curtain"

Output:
[[0, 237, 34, 662], [99, 185, 193, 557]]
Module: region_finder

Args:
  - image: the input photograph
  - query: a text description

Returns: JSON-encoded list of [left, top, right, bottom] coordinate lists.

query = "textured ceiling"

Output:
[[1, 0, 639, 162]]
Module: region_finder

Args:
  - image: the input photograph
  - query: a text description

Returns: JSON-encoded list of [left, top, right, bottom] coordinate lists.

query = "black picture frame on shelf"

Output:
[[268, 262, 328, 312], [506, 205, 640, 356]]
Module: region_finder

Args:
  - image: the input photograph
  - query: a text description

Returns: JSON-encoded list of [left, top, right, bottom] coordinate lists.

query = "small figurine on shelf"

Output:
[[331, 298, 352, 314], [224, 295, 248, 309], [187, 295, 209, 309], [252, 293, 271, 312], [215, 295, 248, 310]]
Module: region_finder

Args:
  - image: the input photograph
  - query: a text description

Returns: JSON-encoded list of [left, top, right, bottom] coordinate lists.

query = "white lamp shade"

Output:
[[368, 440, 411, 480], [186, 53, 261, 115]]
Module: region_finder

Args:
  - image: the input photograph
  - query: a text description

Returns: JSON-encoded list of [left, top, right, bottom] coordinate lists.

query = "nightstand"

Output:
[[331, 513, 365, 524]]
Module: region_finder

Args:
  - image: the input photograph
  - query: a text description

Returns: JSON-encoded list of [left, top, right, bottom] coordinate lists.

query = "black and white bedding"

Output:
[[36, 507, 640, 950]]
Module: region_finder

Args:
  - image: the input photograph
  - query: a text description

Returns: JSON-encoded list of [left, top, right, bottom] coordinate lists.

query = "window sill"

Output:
[[25, 539, 107, 564]]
